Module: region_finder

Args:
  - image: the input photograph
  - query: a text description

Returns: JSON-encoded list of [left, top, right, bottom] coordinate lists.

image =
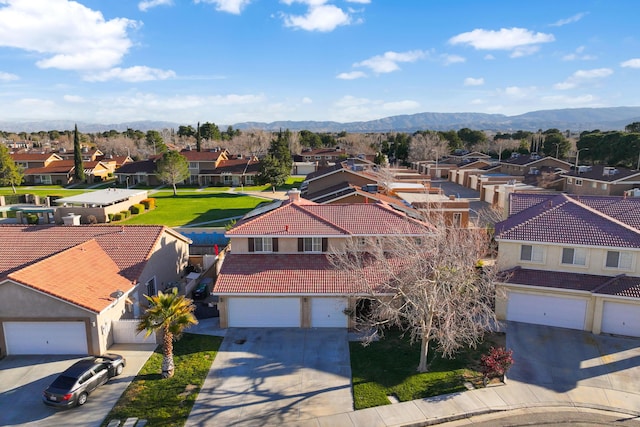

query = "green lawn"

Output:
[[241, 176, 305, 192], [102, 334, 222, 427], [121, 192, 267, 227], [0, 186, 89, 199], [350, 330, 505, 410]]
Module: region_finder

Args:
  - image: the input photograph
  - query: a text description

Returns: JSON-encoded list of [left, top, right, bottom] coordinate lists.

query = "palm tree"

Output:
[[137, 288, 198, 378]]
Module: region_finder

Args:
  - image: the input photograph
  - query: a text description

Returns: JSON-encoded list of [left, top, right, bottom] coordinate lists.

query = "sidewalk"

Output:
[[287, 380, 640, 426]]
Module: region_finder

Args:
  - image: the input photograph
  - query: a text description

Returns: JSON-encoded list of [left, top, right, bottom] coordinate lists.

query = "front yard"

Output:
[[350, 330, 506, 410], [102, 334, 222, 427]]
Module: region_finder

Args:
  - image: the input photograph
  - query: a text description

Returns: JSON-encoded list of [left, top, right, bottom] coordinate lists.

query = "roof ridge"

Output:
[[297, 204, 352, 235], [498, 194, 572, 235], [592, 273, 627, 294]]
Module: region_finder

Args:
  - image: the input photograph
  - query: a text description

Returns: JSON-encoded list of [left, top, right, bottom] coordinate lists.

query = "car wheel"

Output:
[[77, 392, 88, 406], [115, 364, 123, 376]]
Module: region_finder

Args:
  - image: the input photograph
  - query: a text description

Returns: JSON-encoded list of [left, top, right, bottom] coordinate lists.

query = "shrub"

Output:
[[26, 213, 39, 225], [121, 210, 130, 219], [112, 213, 123, 222], [108, 213, 114, 222], [480, 346, 514, 380], [141, 198, 156, 210], [86, 215, 98, 224], [129, 203, 145, 215]]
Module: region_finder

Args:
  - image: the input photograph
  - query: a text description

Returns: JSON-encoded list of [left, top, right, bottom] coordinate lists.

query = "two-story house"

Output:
[[563, 165, 640, 196], [213, 190, 431, 328], [494, 193, 640, 337], [0, 225, 191, 356], [181, 149, 228, 186]]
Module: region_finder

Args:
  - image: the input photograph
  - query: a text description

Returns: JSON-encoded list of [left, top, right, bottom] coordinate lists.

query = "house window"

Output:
[[591, 181, 597, 188], [567, 178, 573, 184], [245, 176, 254, 185], [315, 156, 322, 160], [189, 162, 198, 169], [602, 183, 608, 190], [146, 277, 157, 296], [254, 237, 272, 253], [298, 237, 327, 252], [40, 175, 52, 184], [520, 245, 544, 263], [453, 213, 462, 227], [223, 175, 232, 184], [606, 251, 633, 270], [561, 248, 587, 266], [575, 179, 583, 186]]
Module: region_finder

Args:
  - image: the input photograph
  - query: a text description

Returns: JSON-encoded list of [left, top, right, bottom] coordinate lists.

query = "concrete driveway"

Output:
[[0, 343, 156, 427], [507, 322, 640, 393], [186, 328, 353, 427]]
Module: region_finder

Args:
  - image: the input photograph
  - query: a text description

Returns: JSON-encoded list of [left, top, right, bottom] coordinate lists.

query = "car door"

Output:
[[92, 364, 110, 388]]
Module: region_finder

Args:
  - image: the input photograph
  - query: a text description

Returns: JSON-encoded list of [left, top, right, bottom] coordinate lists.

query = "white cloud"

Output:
[[346, 0, 370, 3], [449, 28, 554, 55], [621, 58, 640, 68], [282, 4, 351, 32], [355, 50, 426, 74], [302, 97, 313, 104], [0, 0, 138, 71], [330, 95, 419, 121], [63, 95, 85, 103], [510, 45, 540, 58], [336, 71, 367, 80], [441, 54, 465, 65], [83, 66, 176, 82], [0, 71, 19, 81], [550, 12, 588, 27], [562, 46, 596, 61], [464, 77, 484, 86], [501, 86, 538, 98], [553, 68, 613, 90], [138, 0, 173, 12], [484, 54, 495, 60], [195, 0, 251, 14]]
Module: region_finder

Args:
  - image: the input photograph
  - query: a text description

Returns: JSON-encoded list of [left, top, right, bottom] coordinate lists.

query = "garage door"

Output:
[[601, 301, 640, 337], [3, 321, 88, 355], [227, 298, 300, 327], [311, 298, 348, 327], [506, 292, 587, 330]]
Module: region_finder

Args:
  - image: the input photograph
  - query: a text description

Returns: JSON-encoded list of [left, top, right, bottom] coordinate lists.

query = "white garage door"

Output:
[[228, 298, 300, 327], [311, 298, 348, 328], [601, 301, 640, 337], [3, 321, 88, 355], [506, 292, 587, 330]]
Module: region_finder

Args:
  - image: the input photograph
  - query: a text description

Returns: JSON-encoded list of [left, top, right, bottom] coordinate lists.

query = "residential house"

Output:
[[57, 147, 104, 162], [0, 225, 191, 356], [499, 153, 571, 177], [210, 156, 260, 187], [563, 165, 640, 196], [181, 149, 228, 186], [494, 193, 640, 337], [302, 162, 377, 196], [213, 190, 431, 328], [22, 160, 113, 185], [115, 157, 162, 187], [10, 152, 63, 170]]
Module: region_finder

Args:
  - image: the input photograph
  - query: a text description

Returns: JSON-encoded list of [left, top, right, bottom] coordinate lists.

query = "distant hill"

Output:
[[2, 107, 640, 134]]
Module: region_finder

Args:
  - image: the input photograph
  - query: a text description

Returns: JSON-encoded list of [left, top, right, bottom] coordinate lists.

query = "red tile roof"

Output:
[[0, 225, 183, 283], [8, 240, 134, 313], [227, 200, 431, 236], [501, 267, 640, 299], [214, 253, 400, 294]]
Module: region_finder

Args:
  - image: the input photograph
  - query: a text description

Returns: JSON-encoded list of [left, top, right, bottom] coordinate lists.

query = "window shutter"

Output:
[[272, 238, 279, 252], [322, 238, 328, 252], [298, 238, 303, 252], [248, 238, 255, 252]]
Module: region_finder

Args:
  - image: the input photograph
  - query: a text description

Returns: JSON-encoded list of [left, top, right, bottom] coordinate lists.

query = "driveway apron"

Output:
[[186, 328, 353, 426]]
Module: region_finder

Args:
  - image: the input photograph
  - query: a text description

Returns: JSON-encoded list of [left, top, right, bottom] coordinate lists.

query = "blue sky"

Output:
[[0, 0, 639, 126]]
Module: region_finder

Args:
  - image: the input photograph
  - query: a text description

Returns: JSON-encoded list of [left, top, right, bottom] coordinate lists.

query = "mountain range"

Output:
[[2, 107, 640, 134]]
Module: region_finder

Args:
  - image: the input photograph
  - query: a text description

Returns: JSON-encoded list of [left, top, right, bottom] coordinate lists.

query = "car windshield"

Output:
[[50, 375, 77, 390]]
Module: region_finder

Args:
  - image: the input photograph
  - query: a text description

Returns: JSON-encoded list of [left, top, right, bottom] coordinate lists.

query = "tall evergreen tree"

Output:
[[0, 143, 23, 193], [196, 122, 202, 152], [257, 129, 293, 190], [73, 124, 85, 181]]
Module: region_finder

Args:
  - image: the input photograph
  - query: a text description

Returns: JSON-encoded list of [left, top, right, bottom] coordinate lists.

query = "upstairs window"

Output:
[[606, 251, 633, 270], [520, 245, 544, 263], [561, 247, 587, 266], [248, 237, 277, 253], [575, 179, 583, 186], [298, 237, 327, 252]]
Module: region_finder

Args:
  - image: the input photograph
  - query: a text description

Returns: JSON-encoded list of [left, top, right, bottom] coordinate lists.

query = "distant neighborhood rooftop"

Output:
[[55, 188, 148, 207]]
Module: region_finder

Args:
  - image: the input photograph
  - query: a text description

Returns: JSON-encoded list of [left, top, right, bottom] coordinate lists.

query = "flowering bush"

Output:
[[480, 346, 514, 379]]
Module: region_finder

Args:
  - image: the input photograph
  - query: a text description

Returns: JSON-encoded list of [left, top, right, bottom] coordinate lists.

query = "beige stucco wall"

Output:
[[230, 236, 344, 254], [497, 241, 640, 277], [54, 191, 148, 224]]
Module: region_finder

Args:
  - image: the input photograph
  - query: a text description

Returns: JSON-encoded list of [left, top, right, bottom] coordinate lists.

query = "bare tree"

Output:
[[408, 131, 449, 163], [329, 219, 500, 372]]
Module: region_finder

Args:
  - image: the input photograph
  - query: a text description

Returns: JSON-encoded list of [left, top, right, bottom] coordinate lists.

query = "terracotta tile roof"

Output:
[[498, 193, 640, 247], [500, 154, 548, 166], [0, 224, 178, 282], [501, 267, 640, 299], [214, 253, 397, 294], [180, 150, 226, 161], [11, 152, 60, 161], [8, 240, 134, 313], [228, 200, 431, 236]]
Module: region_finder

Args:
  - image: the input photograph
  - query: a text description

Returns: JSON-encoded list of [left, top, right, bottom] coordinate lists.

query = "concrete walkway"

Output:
[[186, 321, 640, 426]]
